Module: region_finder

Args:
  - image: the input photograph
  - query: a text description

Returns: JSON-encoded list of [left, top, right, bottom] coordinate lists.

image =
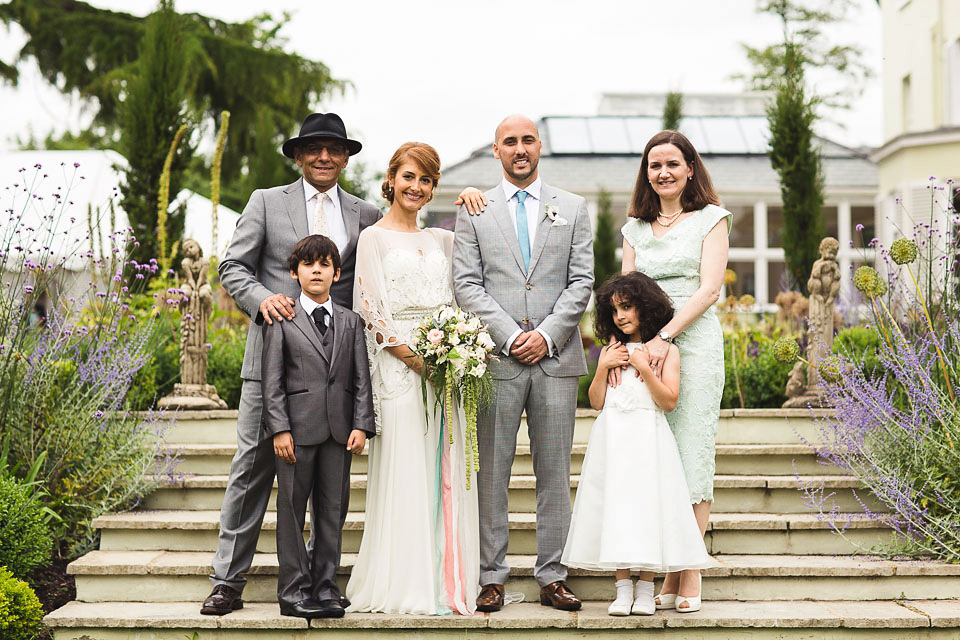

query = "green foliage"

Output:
[[206, 326, 246, 409], [833, 326, 882, 378], [593, 188, 619, 292], [767, 44, 824, 296], [736, 0, 873, 111], [0, 466, 53, 580], [1, 0, 346, 212], [0, 166, 177, 557], [662, 91, 683, 131], [118, 0, 192, 270], [0, 566, 45, 640], [722, 328, 796, 409]]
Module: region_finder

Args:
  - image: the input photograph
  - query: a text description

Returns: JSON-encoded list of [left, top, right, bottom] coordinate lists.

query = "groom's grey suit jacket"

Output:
[[453, 183, 593, 378], [219, 178, 381, 381]]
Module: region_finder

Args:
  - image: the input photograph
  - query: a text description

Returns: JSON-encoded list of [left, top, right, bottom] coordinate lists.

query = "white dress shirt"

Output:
[[299, 293, 333, 331], [500, 177, 555, 357], [302, 180, 349, 254], [501, 177, 541, 248]]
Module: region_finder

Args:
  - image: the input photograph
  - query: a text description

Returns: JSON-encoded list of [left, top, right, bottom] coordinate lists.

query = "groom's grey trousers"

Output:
[[478, 367, 578, 587]]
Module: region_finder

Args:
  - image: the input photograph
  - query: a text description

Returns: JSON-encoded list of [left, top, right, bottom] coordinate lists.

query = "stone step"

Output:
[[69, 550, 960, 604], [163, 408, 832, 448], [142, 473, 884, 514], [93, 510, 894, 556], [166, 442, 844, 477], [44, 599, 960, 639]]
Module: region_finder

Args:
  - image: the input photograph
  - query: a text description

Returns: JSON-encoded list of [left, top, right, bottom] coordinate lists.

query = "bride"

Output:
[[346, 142, 479, 615]]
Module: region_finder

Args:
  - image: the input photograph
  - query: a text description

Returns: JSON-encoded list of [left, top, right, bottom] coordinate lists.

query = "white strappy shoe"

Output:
[[675, 573, 702, 613], [654, 591, 677, 610]]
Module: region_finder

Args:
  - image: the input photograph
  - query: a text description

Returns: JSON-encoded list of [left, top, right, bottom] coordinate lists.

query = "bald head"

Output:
[[493, 114, 542, 188], [495, 114, 539, 144]]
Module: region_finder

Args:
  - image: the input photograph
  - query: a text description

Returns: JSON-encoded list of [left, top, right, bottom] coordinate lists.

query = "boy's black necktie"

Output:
[[311, 306, 328, 335]]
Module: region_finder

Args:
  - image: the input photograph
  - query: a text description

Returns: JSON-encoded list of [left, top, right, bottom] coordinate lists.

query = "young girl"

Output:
[[561, 272, 711, 615]]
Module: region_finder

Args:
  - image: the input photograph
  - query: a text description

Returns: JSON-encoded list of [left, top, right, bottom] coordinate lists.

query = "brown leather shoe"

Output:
[[200, 584, 243, 615], [539, 580, 581, 611], [476, 583, 505, 612]]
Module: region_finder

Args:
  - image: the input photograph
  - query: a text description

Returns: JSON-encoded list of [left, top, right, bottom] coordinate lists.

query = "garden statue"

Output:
[[158, 238, 227, 409], [784, 237, 840, 408]]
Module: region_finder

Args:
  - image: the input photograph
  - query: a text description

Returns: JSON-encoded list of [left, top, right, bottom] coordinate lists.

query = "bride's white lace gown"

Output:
[[346, 226, 479, 615]]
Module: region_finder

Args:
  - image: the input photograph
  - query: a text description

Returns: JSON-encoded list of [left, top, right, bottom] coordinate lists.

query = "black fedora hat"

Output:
[[282, 112, 362, 158]]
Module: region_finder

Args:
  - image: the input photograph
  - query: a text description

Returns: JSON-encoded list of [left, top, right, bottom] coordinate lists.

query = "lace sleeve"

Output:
[[354, 229, 403, 354]]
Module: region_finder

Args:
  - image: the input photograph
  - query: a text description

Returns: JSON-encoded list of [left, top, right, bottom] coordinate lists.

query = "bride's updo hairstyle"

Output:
[[381, 142, 442, 203]]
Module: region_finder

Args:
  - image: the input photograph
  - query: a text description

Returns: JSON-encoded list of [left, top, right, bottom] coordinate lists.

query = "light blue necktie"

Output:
[[515, 190, 531, 271]]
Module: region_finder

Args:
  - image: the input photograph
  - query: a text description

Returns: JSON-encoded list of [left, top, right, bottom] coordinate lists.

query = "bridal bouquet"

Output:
[[413, 305, 496, 489]]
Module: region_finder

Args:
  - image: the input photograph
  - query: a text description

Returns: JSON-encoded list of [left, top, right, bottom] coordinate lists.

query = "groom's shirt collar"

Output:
[[501, 177, 542, 203]]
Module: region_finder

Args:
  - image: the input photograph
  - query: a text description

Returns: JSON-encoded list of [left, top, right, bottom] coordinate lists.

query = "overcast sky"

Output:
[[0, 0, 884, 178]]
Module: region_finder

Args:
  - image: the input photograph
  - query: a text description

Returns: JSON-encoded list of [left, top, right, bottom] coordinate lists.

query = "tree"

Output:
[[0, 0, 346, 211], [662, 91, 683, 131], [738, 0, 871, 294], [118, 0, 191, 268], [768, 44, 824, 294], [593, 188, 619, 292]]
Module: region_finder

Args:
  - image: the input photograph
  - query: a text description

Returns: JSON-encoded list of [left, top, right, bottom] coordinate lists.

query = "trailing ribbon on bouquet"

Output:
[[412, 305, 496, 489]]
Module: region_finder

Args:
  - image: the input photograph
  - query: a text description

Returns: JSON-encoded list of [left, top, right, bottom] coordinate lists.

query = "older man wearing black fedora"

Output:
[[202, 113, 381, 617]]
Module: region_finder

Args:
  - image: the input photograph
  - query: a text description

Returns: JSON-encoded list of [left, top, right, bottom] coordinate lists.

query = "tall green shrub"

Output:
[[767, 45, 823, 295], [662, 91, 683, 131], [593, 188, 619, 291], [0, 566, 44, 640], [118, 0, 192, 270]]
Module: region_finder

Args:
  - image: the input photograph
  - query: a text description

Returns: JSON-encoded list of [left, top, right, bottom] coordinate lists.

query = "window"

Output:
[[767, 206, 783, 247], [726, 261, 756, 298], [727, 205, 754, 248], [767, 260, 790, 302], [851, 206, 876, 247], [823, 206, 839, 239]]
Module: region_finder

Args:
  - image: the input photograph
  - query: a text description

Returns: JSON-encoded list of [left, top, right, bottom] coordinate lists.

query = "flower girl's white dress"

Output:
[[562, 343, 712, 572]]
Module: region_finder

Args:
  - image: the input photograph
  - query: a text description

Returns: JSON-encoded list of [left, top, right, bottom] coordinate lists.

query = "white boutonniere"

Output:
[[544, 205, 568, 226]]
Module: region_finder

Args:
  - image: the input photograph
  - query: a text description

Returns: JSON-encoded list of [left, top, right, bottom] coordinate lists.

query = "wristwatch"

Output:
[[658, 330, 675, 343]]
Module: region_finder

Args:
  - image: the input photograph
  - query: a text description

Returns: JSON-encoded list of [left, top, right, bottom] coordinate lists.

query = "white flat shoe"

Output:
[[607, 599, 632, 616], [608, 578, 634, 616], [675, 573, 702, 613], [631, 580, 655, 615]]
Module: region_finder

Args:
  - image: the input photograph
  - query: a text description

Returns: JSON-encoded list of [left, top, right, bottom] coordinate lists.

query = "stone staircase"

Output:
[[44, 408, 960, 638]]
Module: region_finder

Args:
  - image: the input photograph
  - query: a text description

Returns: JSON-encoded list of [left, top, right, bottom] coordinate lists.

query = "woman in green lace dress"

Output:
[[619, 130, 731, 612]]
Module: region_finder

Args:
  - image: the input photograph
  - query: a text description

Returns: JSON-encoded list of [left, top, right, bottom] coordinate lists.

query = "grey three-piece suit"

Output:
[[453, 182, 594, 587], [214, 178, 380, 592], [261, 299, 375, 606]]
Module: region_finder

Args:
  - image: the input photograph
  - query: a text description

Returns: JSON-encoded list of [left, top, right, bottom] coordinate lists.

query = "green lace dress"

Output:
[[621, 204, 732, 503]]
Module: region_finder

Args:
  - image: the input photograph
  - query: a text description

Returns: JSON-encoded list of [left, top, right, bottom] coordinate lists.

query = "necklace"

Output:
[[657, 208, 684, 227]]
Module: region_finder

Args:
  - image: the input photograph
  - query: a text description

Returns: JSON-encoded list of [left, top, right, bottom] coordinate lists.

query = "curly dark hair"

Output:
[[628, 130, 720, 222], [594, 271, 675, 344]]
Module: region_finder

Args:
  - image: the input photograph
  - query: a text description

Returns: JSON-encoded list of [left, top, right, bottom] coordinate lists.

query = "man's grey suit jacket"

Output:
[[452, 183, 593, 379], [219, 178, 381, 381], [260, 300, 376, 445]]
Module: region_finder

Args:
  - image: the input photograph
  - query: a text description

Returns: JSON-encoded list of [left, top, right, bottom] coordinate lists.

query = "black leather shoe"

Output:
[[280, 599, 327, 619], [313, 598, 346, 618], [338, 595, 351, 609], [200, 584, 243, 615]]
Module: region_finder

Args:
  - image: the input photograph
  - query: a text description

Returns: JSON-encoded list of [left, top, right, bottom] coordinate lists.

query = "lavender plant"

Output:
[[0, 163, 177, 557], [772, 179, 960, 560]]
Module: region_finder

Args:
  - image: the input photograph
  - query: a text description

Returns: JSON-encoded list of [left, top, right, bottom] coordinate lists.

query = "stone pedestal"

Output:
[[157, 383, 227, 410]]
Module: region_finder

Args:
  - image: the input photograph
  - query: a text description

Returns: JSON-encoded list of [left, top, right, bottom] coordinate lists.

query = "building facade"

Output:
[[431, 94, 879, 309]]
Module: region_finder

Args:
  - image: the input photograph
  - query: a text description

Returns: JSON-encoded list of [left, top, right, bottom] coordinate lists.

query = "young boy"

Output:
[[261, 234, 375, 619]]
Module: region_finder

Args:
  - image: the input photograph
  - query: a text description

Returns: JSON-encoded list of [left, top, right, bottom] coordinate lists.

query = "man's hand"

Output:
[[259, 293, 296, 325], [455, 187, 487, 215], [273, 432, 296, 464], [346, 429, 367, 455], [510, 331, 547, 365]]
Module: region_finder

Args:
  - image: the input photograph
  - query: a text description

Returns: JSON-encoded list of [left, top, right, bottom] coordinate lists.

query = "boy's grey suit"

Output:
[[452, 183, 593, 587], [261, 299, 375, 607], [212, 177, 380, 593]]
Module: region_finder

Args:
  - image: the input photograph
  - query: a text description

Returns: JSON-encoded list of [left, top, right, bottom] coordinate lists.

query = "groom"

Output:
[[453, 114, 593, 612]]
